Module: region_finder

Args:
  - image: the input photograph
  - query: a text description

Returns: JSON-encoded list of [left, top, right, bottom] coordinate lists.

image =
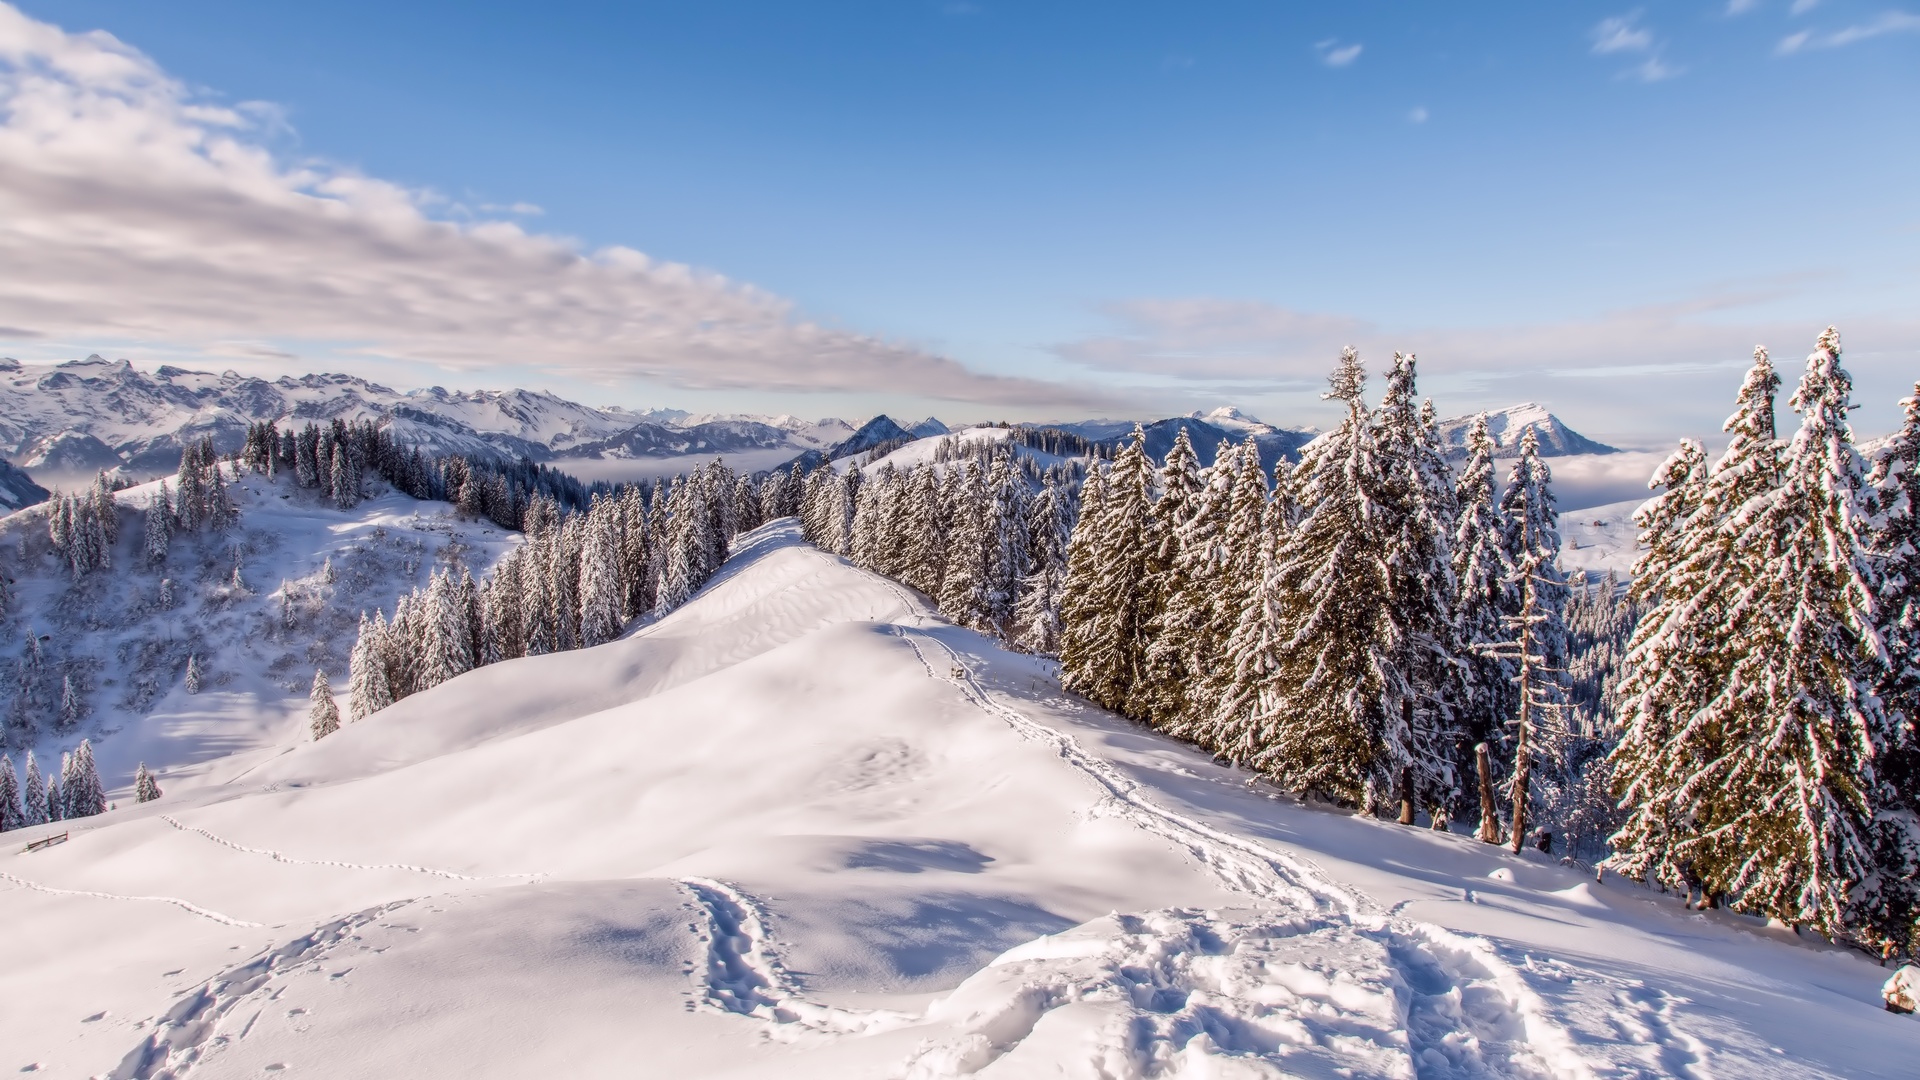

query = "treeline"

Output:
[[343, 461, 758, 720], [239, 418, 597, 529], [1056, 350, 1592, 846], [0, 740, 110, 831], [793, 454, 1077, 654], [1607, 329, 1920, 951]]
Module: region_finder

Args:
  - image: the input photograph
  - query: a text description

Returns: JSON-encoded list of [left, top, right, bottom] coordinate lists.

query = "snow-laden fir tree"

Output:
[[348, 612, 395, 721], [1494, 427, 1570, 836], [578, 497, 627, 647], [1214, 349, 1436, 811], [937, 462, 996, 630], [1610, 349, 1780, 898], [61, 739, 105, 819], [982, 455, 1032, 633], [1059, 429, 1158, 714], [184, 654, 203, 694], [1012, 475, 1071, 656], [1188, 441, 1276, 752], [0, 754, 21, 831], [1452, 414, 1512, 837], [143, 485, 171, 564], [1864, 382, 1920, 949], [134, 761, 162, 804], [309, 667, 341, 740], [1131, 428, 1206, 727], [21, 751, 44, 826], [1374, 355, 1464, 822], [898, 463, 949, 598], [58, 674, 81, 729]]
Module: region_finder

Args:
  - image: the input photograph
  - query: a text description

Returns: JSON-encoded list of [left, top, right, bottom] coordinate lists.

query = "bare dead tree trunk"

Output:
[[1476, 742, 1500, 844]]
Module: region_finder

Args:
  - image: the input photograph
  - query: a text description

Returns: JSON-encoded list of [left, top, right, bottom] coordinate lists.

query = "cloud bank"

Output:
[[0, 4, 1089, 407]]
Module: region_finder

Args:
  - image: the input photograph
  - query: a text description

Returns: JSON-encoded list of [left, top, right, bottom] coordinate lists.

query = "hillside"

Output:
[[0, 520, 1909, 1078], [0, 468, 520, 800], [1434, 404, 1620, 459]]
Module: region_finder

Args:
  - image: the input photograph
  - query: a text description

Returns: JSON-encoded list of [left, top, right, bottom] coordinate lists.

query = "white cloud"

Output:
[[0, 3, 1096, 408], [1790, 0, 1822, 13], [1725, 0, 1761, 14], [1590, 14, 1654, 53], [1778, 11, 1920, 51], [1315, 40, 1363, 67], [1408, 105, 1430, 124], [1627, 56, 1683, 81]]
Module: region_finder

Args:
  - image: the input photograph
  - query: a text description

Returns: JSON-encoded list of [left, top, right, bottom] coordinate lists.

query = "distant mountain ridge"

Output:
[[1433, 403, 1618, 459]]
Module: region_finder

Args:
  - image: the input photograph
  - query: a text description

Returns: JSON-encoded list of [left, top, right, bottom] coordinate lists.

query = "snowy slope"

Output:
[[1, 520, 1911, 1078], [0, 470, 521, 801], [1559, 498, 1644, 580]]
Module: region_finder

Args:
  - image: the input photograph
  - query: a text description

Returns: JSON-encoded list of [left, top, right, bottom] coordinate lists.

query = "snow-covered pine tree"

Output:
[[983, 455, 1032, 634], [43, 766, 61, 823], [849, 466, 888, 571], [618, 485, 655, 621], [1452, 414, 1512, 837], [1217, 349, 1409, 809], [89, 472, 118, 545], [1012, 475, 1071, 656], [937, 462, 996, 630], [1374, 354, 1464, 822], [134, 761, 162, 803], [420, 570, 474, 689], [1865, 382, 1920, 949], [1609, 353, 1778, 895], [1492, 427, 1571, 835], [348, 612, 395, 721], [204, 453, 237, 532], [184, 653, 203, 694], [21, 751, 45, 826], [1135, 429, 1212, 728], [0, 754, 21, 831], [1059, 428, 1158, 715], [898, 463, 949, 598], [175, 443, 205, 531], [309, 668, 341, 740], [1188, 441, 1272, 752], [579, 497, 626, 647], [143, 486, 171, 565], [63, 739, 105, 818], [1700, 329, 1895, 937], [58, 674, 81, 729]]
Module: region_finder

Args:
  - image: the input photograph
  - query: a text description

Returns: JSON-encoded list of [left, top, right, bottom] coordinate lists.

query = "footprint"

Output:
[[81, 1012, 108, 1023], [287, 1008, 307, 1017], [263, 1065, 288, 1073]]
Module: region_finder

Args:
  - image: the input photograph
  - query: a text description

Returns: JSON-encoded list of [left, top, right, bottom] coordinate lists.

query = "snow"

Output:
[[1, 520, 1913, 1077], [1557, 497, 1643, 580], [0, 469, 522, 801]]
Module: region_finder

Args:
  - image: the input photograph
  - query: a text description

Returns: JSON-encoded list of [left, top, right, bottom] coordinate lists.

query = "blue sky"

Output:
[[2, 1, 1916, 443]]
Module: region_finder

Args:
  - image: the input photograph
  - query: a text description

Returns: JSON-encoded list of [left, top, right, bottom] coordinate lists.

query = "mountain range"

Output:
[[0, 355, 1616, 506]]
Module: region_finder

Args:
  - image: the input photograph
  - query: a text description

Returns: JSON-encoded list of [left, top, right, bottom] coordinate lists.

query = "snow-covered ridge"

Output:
[[1435, 402, 1619, 459], [0, 520, 1904, 1077]]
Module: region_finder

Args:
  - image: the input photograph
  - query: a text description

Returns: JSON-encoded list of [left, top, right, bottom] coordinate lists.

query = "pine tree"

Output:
[[1375, 354, 1464, 821], [1137, 433, 1222, 730], [1216, 349, 1405, 809], [143, 486, 172, 565], [184, 654, 203, 694], [1495, 427, 1570, 834], [0, 754, 21, 831], [898, 463, 949, 598], [58, 674, 81, 729], [1453, 414, 1512, 836], [1060, 428, 1158, 715], [22, 752, 45, 826], [348, 613, 395, 721], [309, 668, 342, 740], [579, 497, 626, 647], [63, 739, 105, 818], [938, 462, 997, 630], [1012, 476, 1071, 656], [134, 761, 162, 804], [1865, 382, 1920, 948], [1610, 351, 1780, 896]]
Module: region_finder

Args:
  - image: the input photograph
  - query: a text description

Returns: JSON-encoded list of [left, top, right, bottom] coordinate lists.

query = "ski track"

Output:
[[790, 546, 1614, 1078], [159, 815, 541, 882], [0, 868, 261, 928], [107, 901, 412, 1080], [678, 876, 914, 1039]]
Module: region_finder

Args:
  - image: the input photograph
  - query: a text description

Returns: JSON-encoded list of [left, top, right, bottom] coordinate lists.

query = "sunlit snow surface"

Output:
[[1, 521, 1912, 1077]]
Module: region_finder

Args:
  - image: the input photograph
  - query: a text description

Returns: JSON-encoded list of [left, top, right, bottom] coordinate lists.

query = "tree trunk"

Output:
[[1476, 742, 1500, 843]]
